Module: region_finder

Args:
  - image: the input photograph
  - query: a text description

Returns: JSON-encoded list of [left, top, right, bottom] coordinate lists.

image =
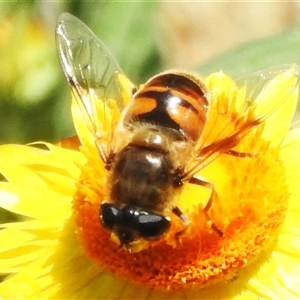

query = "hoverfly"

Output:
[[56, 13, 299, 251]]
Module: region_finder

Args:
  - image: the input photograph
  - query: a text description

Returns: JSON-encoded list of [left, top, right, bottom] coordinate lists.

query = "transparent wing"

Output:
[[183, 65, 299, 179], [56, 12, 134, 163]]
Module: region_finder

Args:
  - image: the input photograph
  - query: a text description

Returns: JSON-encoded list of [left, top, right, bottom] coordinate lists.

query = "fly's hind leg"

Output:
[[189, 177, 223, 237], [225, 149, 258, 158]]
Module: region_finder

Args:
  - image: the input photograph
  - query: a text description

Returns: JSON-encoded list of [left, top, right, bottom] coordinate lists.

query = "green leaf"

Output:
[[198, 24, 300, 78]]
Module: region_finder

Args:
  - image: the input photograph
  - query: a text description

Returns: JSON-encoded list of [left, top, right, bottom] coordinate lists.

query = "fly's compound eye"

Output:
[[100, 202, 120, 229], [137, 211, 171, 239], [99, 203, 171, 244]]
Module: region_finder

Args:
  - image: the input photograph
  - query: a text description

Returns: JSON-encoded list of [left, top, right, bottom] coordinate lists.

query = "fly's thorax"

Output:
[[108, 126, 187, 213]]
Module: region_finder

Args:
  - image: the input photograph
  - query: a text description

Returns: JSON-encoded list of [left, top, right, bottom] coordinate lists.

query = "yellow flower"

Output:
[[1, 69, 300, 299]]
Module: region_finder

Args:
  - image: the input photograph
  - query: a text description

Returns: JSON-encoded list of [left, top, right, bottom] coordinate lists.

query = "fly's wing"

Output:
[[183, 65, 299, 180], [56, 13, 134, 163]]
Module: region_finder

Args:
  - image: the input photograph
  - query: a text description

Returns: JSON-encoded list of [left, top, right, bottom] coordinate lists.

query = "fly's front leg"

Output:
[[171, 206, 190, 245], [189, 177, 223, 237]]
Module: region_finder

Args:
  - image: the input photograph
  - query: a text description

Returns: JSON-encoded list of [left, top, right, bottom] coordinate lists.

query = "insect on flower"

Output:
[[56, 13, 299, 252]]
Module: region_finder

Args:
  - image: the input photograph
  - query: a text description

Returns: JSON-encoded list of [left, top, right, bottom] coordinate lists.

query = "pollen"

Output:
[[73, 127, 289, 290]]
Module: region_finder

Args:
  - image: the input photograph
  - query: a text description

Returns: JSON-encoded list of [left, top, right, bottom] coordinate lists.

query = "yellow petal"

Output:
[[71, 94, 97, 152], [0, 229, 35, 252], [0, 220, 62, 230], [0, 246, 52, 273], [0, 272, 42, 299], [0, 184, 70, 220], [277, 233, 300, 257], [254, 67, 298, 145]]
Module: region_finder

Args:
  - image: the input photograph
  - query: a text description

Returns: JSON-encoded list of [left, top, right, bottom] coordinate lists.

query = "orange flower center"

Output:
[[73, 133, 289, 289]]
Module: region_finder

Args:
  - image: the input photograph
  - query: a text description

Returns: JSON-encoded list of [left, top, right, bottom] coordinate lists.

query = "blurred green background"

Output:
[[0, 2, 162, 145], [1, 1, 300, 145]]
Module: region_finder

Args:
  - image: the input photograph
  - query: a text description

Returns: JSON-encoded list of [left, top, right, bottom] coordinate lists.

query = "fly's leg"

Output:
[[225, 149, 258, 158], [171, 206, 190, 244], [172, 206, 189, 226], [189, 177, 223, 237]]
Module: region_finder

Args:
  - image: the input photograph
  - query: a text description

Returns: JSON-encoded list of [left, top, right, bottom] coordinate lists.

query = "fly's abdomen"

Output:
[[123, 72, 209, 141]]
